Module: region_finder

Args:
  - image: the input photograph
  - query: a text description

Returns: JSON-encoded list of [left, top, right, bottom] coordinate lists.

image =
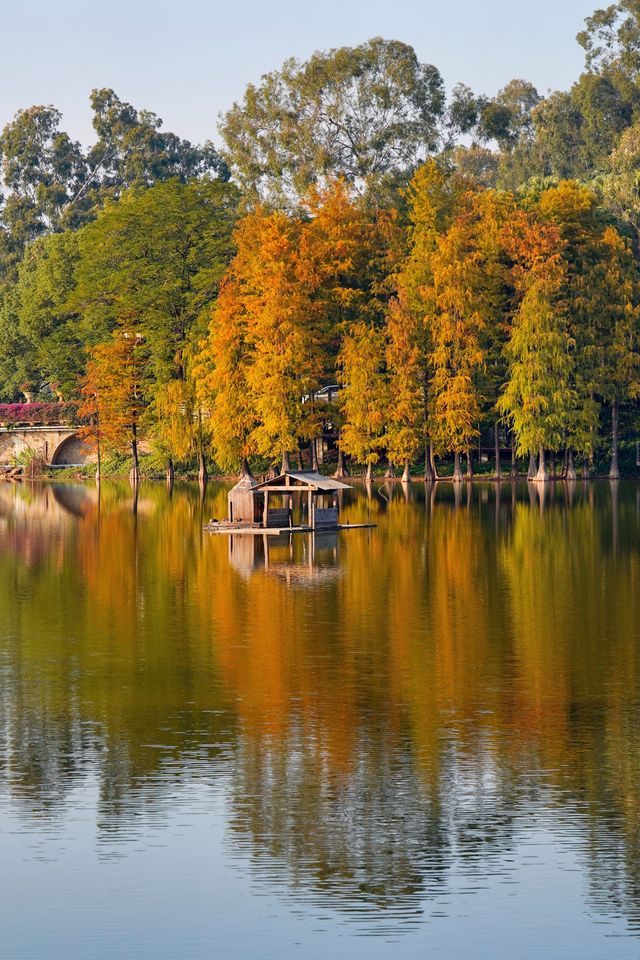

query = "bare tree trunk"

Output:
[[95, 411, 102, 482], [334, 449, 349, 479], [385, 461, 396, 480], [466, 448, 474, 479], [609, 400, 620, 480], [240, 457, 253, 478], [198, 448, 208, 485], [401, 461, 411, 483], [527, 452, 537, 480], [494, 421, 502, 480], [310, 439, 319, 471], [365, 461, 373, 481], [130, 424, 140, 484], [549, 450, 556, 480], [565, 449, 577, 482], [452, 451, 463, 482], [430, 443, 439, 480], [423, 445, 434, 482], [281, 450, 291, 474], [534, 446, 548, 483], [166, 457, 174, 488], [510, 434, 518, 479]]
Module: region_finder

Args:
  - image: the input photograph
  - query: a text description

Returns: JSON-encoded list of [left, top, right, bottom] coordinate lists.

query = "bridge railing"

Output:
[[0, 403, 83, 427]]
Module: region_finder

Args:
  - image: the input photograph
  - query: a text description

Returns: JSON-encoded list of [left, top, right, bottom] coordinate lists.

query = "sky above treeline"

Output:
[[3, 0, 597, 147]]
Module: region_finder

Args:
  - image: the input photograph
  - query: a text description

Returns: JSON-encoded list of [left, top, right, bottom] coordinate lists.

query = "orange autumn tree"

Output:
[[196, 180, 397, 477], [194, 216, 258, 474], [385, 161, 470, 481], [196, 206, 324, 473], [384, 297, 424, 480], [299, 180, 396, 472], [497, 204, 574, 481], [427, 190, 511, 481], [244, 209, 322, 471], [79, 318, 149, 481], [338, 322, 387, 480]]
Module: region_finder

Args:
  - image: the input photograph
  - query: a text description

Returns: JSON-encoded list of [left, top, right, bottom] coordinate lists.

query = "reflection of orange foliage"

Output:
[[3, 477, 640, 896]]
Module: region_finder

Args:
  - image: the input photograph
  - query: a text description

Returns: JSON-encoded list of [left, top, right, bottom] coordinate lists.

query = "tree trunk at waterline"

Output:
[[365, 461, 373, 481], [527, 452, 537, 480], [424, 444, 435, 482], [401, 461, 411, 484], [565, 449, 577, 482], [198, 448, 208, 485], [510, 435, 518, 479], [334, 449, 349, 479], [609, 400, 620, 481], [430, 443, 439, 480], [452, 451, 464, 482], [534, 446, 549, 483], [129, 426, 140, 484], [494, 422, 502, 480], [466, 448, 474, 479]]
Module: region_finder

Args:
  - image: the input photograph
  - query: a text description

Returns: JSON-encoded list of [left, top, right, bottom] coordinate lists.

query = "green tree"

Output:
[[585, 226, 640, 477], [73, 178, 239, 467], [3, 231, 82, 399], [84, 88, 226, 204], [220, 38, 445, 204], [0, 90, 228, 273], [537, 180, 639, 474], [497, 247, 576, 482], [602, 121, 640, 248], [0, 105, 86, 252]]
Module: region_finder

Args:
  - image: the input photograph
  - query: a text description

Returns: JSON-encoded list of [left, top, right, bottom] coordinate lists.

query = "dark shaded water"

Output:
[[1, 478, 640, 958]]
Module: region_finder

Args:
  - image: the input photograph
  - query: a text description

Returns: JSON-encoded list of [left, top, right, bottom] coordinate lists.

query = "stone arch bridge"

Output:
[[0, 425, 96, 466]]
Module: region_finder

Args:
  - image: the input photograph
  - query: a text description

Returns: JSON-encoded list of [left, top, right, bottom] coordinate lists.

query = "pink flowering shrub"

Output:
[[0, 403, 80, 425]]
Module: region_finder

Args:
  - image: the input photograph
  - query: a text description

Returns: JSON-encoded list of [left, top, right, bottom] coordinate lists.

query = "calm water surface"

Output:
[[1, 479, 640, 958]]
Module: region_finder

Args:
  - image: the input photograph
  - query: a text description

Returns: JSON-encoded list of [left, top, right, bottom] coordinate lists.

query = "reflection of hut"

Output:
[[228, 530, 342, 586]]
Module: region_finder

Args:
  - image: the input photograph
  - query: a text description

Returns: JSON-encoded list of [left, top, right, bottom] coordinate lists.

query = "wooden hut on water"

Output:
[[226, 470, 351, 531]]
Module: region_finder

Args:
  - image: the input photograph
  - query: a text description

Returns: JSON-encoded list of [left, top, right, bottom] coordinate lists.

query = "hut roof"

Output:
[[229, 473, 260, 494], [254, 471, 351, 493]]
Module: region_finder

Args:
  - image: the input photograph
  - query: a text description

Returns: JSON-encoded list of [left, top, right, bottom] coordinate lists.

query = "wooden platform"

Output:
[[204, 522, 376, 535]]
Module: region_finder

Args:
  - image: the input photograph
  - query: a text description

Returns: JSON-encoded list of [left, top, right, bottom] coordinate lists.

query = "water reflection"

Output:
[[0, 480, 639, 952], [227, 530, 342, 586]]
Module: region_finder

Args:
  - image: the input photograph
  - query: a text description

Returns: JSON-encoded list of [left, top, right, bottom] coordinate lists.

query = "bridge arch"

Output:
[[51, 433, 95, 466]]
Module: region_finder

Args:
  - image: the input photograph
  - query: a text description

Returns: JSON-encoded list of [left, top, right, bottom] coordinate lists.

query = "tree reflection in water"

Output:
[[0, 479, 639, 931]]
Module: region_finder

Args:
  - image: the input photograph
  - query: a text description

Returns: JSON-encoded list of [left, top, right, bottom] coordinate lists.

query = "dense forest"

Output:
[[3, 1, 640, 479]]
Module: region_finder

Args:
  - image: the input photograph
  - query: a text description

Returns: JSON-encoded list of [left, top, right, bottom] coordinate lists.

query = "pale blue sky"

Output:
[[1, 0, 598, 146]]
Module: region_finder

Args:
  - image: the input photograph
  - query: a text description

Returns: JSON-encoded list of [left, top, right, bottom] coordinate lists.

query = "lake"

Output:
[[1, 478, 639, 959]]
